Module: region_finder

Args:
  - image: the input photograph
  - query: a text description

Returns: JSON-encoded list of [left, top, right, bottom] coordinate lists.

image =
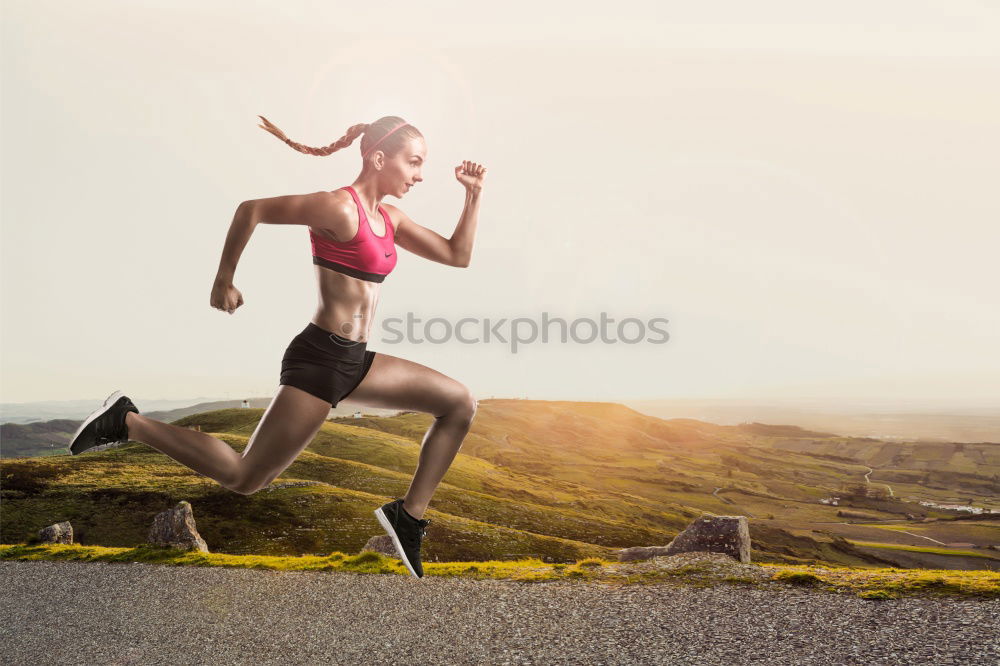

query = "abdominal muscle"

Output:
[[311, 266, 381, 342]]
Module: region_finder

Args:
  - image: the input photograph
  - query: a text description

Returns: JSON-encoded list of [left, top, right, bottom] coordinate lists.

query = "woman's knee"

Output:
[[443, 384, 478, 425], [226, 468, 274, 496], [227, 477, 263, 496]]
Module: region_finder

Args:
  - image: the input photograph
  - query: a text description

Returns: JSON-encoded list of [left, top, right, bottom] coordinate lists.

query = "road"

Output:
[[862, 466, 895, 497], [712, 487, 756, 517], [2, 561, 998, 665]]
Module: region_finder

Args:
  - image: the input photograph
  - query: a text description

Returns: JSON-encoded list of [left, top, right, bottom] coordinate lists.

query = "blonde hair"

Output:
[[257, 115, 422, 159]]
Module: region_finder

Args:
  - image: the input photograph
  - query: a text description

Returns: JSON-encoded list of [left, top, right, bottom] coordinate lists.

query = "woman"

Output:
[[68, 115, 487, 578]]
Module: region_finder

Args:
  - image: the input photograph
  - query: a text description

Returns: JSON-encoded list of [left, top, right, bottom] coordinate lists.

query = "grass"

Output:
[[3, 543, 998, 598], [759, 562, 1000, 599], [5, 403, 998, 572], [847, 540, 1000, 559]]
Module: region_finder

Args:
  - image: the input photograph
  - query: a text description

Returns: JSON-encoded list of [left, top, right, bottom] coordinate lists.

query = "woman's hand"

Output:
[[455, 160, 487, 192], [210, 276, 244, 314]]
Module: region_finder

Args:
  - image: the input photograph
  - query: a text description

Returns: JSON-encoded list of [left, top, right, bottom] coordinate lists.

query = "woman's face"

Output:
[[381, 136, 426, 197]]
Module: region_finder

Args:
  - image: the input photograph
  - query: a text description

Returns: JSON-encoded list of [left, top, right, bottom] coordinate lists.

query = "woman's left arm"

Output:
[[392, 160, 486, 268]]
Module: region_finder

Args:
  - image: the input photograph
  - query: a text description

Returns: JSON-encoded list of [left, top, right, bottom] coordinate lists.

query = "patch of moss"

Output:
[[858, 589, 897, 600], [3, 543, 998, 598], [773, 571, 823, 586]]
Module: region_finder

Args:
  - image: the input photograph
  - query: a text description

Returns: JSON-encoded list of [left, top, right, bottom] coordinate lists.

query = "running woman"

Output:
[[68, 115, 487, 578]]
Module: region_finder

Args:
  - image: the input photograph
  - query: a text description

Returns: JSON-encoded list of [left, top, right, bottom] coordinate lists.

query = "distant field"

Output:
[[848, 540, 999, 559]]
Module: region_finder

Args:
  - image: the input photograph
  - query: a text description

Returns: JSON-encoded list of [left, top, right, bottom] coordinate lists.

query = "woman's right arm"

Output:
[[214, 200, 257, 284], [210, 193, 345, 314], [216, 192, 343, 281], [210, 201, 256, 314]]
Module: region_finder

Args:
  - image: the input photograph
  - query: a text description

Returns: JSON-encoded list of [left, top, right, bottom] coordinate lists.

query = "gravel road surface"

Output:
[[1, 561, 997, 665]]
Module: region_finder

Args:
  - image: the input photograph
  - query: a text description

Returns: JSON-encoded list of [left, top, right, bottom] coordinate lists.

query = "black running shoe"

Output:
[[69, 390, 140, 455], [374, 498, 432, 578]]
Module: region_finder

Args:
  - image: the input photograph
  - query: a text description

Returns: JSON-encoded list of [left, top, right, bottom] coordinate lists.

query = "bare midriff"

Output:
[[311, 266, 381, 342]]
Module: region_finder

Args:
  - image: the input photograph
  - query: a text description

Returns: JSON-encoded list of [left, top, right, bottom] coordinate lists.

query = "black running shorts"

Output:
[[279, 322, 376, 406]]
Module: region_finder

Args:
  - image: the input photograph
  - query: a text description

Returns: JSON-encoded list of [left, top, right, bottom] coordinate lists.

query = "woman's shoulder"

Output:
[[379, 202, 402, 233], [306, 190, 357, 241]]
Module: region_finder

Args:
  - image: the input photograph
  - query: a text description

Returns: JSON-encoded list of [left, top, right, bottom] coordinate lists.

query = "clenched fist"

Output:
[[210, 277, 244, 315], [455, 160, 487, 192]]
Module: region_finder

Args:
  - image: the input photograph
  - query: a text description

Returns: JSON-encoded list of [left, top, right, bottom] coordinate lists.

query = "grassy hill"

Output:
[[2, 399, 997, 569]]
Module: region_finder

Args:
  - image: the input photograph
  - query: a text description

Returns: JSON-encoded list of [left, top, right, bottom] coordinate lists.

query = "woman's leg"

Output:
[[124, 385, 332, 494], [338, 353, 478, 519]]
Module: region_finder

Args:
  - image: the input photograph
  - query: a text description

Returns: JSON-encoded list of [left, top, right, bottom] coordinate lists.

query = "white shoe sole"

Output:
[[374, 505, 422, 578], [69, 389, 124, 455]]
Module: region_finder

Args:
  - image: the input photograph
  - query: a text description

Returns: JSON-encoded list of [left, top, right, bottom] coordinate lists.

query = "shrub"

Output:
[[576, 558, 604, 569]]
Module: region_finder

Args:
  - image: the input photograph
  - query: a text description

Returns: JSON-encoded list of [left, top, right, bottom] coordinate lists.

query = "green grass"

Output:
[[4, 543, 998, 598], [5, 403, 999, 572], [847, 540, 1000, 559], [760, 562, 1000, 598]]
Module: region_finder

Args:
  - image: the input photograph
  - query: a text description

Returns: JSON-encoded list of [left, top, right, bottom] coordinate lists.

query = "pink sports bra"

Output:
[[310, 186, 397, 283]]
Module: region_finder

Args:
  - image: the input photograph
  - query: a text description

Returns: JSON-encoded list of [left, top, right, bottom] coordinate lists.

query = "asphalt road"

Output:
[[1, 561, 997, 665]]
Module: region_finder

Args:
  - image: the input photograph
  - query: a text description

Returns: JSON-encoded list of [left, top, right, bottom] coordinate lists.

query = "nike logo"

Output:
[[384, 252, 393, 257]]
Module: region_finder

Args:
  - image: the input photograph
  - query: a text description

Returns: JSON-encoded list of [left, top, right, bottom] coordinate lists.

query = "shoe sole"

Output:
[[69, 390, 124, 456], [373, 505, 422, 578]]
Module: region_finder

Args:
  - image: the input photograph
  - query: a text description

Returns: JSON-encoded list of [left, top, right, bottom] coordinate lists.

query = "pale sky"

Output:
[[2, 1, 999, 407]]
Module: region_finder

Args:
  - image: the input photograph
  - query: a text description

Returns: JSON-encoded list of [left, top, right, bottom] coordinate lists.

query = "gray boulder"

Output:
[[664, 515, 750, 563], [617, 514, 751, 563], [618, 545, 672, 562], [361, 534, 397, 557], [38, 521, 73, 544], [147, 501, 209, 552]]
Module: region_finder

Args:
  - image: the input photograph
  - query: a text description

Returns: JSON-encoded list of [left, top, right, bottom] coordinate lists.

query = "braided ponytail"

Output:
[[257, 115, 422, 161], [257, 115, 369, 156]]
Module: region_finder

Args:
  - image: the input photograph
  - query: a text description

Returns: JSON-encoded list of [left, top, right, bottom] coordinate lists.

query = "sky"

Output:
[[2, 1, 999, 408]]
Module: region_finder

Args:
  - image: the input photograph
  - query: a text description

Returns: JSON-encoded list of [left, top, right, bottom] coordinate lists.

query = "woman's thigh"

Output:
[[236, 384, 333, 490], [339, 352, 475, 417]]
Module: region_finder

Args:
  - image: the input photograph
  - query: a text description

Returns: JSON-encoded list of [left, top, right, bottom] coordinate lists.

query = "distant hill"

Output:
[[626, 398, 1000, 443], [1, 398, 401, 458], [0, 396, 227, 424], [2, 399, 997, 569]]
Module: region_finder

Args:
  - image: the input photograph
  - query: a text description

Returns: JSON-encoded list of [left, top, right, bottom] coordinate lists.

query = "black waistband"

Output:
[[297, 322, 368, 358], [313, 255, 387, 283]]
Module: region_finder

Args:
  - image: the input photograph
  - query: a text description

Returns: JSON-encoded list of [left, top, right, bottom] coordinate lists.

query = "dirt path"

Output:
[[863, 465, 895, 497]]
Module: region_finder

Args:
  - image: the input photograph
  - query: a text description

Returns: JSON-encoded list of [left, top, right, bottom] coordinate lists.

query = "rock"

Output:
[[618, 545, 673, 562], [613, 552, 774, 586], [361, 534, 398, 557], [664, 515, 750, 563], [147, 501, 209, 552], [38, 521, 73, 544], [617, 515, 751, 563]]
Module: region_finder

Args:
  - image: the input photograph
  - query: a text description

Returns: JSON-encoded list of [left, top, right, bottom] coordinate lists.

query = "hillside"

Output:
[[2, 399, 997, 569], [0, 399, 401, 458]]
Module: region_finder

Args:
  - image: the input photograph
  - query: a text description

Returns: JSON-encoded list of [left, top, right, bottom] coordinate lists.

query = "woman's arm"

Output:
[[388, 160, 487, 268], [390, 188, 482, 268], [215, 192, 343, 281], [214, 201, 256, 283], [450, 187, 481, 268], [210, 202, 255, 314], [210, 192, 342, 314]]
